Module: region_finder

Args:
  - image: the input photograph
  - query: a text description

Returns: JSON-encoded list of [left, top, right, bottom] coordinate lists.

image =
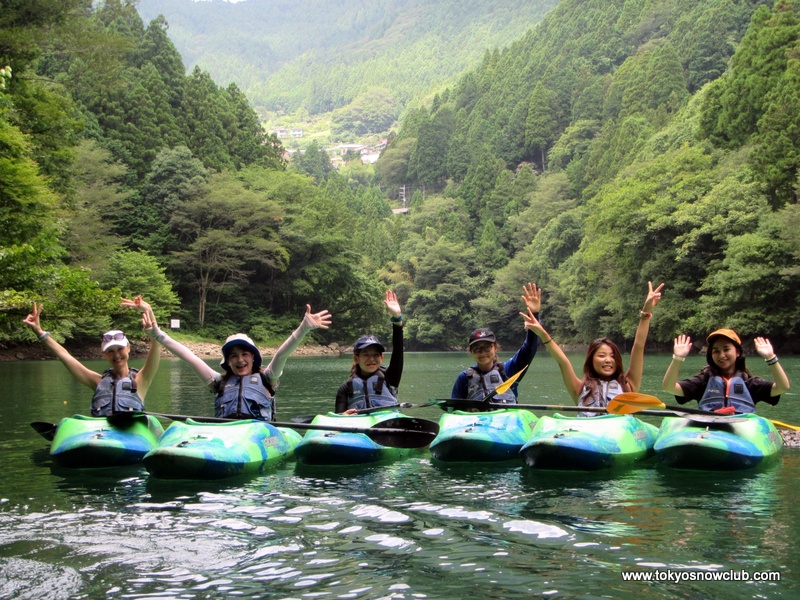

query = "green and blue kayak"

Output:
[[49, 414, 164, 468], [519, 413, 659, 471], [654, 413, 783, 470], [143, 418, 303, 479], [294, 410, 426, 465], [429, 408, 538, 462]]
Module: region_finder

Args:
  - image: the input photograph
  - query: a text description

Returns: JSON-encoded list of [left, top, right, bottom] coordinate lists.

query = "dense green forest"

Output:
[[380, 0, 800, 352], [2, 0, 800, 354], [136, 0, 559, 122]]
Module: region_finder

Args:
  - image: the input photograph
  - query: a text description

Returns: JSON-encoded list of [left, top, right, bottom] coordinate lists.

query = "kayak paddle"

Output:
[[106, 411, 440, 448], [290, 403, 421, 424], [30, 413, 145, 441], [482, 403, 706, 418], [30, 421, 58, 441], [607, 392, 800, 431]]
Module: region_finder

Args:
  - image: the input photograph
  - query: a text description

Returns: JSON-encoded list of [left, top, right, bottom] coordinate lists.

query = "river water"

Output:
[[1, 351, 798, 599]]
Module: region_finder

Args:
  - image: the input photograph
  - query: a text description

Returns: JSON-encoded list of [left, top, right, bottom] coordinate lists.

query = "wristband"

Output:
[[640, 311, 652, 319], [38, 331, 50, 342], [155, 332, 168, 344], [672, 354, 685, 362], [543, 337, 553, 345], [765, 355, 779, 366], [390, 315, 404, 324]]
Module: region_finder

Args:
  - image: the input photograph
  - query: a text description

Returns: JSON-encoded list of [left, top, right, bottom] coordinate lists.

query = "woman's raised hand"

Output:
[[141, 310, 160, 339], [304, 305, 332, 330], [754, 337, 775, 359], [643, 281, 664, 312], [519, 306, 548, 339], [522, 283, 541, 313], [384, 290, 402, 318], [672, 334, 692, 359], [121, 295, 152, 315], [22, 302, 44, 336]]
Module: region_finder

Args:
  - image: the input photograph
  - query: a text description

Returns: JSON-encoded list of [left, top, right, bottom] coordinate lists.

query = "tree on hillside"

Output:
[[128, 146, 208, 257], [750, 49, 800, 206], [226, 83, 285, 170], [408, 106, 455, 188], [62, 140, 131, 273], [404, 237, 480, 348], [1, 17, 120, 343], [98, 249, 180, 333], [331, 88, 397, 136], [699, 1, 800, 148], [169, 172, 288, 327], [292, 140, 333, 184], [525, 83, 563, 171]]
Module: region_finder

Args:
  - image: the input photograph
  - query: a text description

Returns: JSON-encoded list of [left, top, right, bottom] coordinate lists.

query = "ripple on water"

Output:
[[0, 558, 83, 599]]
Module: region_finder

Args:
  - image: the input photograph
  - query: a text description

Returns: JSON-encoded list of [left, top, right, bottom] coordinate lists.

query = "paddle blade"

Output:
[[30, 421, 57, 442], [483, 365, 528, 402], [365, 417, 439, 448], [606, 392, 667, 414], [771, 419, 800, 432]]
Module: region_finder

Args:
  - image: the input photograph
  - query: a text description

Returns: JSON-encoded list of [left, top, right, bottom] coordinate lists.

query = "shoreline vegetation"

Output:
[[3, 340, 790, 362], [0, 339, 342, 362]]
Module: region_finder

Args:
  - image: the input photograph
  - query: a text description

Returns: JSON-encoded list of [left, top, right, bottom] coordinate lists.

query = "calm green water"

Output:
[[1, 351, 798, 599]]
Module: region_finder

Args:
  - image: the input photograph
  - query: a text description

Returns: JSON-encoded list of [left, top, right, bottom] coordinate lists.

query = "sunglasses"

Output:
[[470, 344, 493, 354], [102, 332, 126, 343]]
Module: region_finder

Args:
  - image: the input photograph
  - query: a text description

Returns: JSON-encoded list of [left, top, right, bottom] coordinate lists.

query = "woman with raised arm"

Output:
[[22, 296, 161, 416], [143, 305, 332, 420], [450, 283, 542, 403], [524, 281, 663, 414], [662, 329, 790, 414], [335, 290, 404, 414]]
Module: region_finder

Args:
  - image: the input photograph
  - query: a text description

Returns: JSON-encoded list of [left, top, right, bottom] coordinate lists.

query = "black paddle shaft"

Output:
[[105, 412, 439, 449]]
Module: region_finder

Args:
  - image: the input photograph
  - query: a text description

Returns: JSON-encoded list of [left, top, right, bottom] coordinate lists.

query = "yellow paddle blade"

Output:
[[606, 392, 667, 414], [494, 365, 528, 396], [770, 419, 800, 432]]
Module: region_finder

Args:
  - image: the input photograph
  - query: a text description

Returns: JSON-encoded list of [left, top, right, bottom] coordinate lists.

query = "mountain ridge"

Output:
[[136, 0, 559, 120]]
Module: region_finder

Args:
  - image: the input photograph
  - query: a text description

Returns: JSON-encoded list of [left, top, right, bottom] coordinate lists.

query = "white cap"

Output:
[[101, 330, 129, 352]]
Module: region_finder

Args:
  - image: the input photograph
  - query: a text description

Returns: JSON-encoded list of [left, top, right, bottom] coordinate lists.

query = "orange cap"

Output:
[[706, 328, 741, 345]]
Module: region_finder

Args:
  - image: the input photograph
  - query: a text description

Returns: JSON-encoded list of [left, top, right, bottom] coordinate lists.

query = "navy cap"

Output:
[[468, 328, 496, 348], [353, 335, 385, 353]]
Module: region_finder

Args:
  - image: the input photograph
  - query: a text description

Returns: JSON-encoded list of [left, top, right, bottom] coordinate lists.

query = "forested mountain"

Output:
[[381, 0, 800, 350], [3, 0, 800, 353], [1, 0, 388, 346], [136, 0, 559, 120]]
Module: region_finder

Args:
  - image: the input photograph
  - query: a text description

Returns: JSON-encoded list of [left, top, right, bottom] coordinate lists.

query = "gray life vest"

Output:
[[215, 373, 276, 420], [91, 368, 144, 416], [346, 370, 398, 410], [699, 373, 756, 414], [578, 379, 624, 417], [465, 363, 517, 404]]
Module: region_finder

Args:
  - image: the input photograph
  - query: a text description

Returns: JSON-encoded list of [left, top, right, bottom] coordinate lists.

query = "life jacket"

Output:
[[346, 369, 398, 410], [578, 379, 624, 417], [699, 373, 756, 414], [91, 368, 144, 416], [215, 372, 276, 420], [465, 363, 517, 404]]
